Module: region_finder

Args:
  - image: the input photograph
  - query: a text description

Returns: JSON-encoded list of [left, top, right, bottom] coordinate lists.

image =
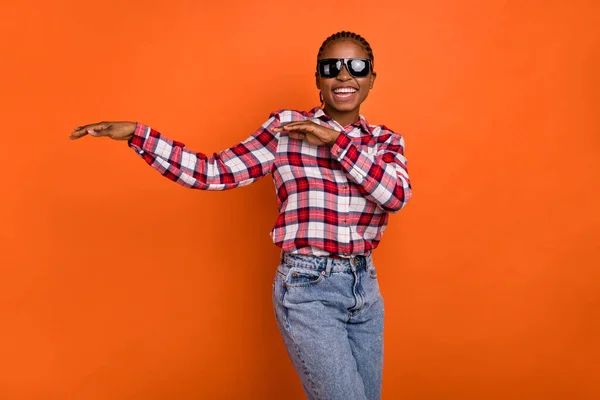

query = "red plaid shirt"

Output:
[[128, 107, 411, 257]]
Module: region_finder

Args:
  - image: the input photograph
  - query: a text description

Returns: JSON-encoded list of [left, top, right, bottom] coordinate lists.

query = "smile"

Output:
[[332, 87, 358, 100]]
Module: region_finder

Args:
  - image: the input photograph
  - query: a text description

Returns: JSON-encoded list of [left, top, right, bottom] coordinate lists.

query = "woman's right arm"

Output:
[[70, 115, 282, 190]]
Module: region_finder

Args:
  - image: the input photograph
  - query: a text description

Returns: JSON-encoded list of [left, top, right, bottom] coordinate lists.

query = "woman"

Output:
[[70, 31, 411, 400]]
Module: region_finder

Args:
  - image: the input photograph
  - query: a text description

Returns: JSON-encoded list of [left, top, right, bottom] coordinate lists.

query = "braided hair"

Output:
[[317, 31, 375, 64], [316, 31, 375, 106]]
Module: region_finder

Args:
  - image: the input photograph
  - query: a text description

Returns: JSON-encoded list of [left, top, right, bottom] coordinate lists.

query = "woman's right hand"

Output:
[[69, 121, 137, 141]]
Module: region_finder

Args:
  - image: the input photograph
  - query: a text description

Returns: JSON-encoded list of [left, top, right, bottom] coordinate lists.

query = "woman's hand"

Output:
[[273, 121, 340, 146], [69, 121, 137, 141]]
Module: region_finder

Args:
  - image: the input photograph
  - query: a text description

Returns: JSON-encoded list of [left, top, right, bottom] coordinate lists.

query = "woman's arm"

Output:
[[330, 129, 411, 213], [70, 116, 281, 191]]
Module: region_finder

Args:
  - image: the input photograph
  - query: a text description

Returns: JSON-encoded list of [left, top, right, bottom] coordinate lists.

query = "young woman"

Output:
[[70, 31, 411, 400]]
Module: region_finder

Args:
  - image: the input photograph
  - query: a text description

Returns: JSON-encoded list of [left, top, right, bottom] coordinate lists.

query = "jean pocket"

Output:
[[285, 267, 325, 288]]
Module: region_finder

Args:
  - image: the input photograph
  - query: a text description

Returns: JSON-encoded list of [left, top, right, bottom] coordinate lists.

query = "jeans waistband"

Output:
[[280, 251, 373, 273]]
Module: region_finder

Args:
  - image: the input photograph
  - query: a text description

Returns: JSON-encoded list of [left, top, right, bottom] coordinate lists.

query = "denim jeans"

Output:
[[272, 251, 385, 400]]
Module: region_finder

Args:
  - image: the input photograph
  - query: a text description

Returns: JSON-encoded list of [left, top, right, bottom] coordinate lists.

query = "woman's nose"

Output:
[[336, 65, 352, 80]]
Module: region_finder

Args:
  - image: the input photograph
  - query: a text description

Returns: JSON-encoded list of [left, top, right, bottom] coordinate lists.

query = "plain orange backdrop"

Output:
[[1, 0, 599, 399]]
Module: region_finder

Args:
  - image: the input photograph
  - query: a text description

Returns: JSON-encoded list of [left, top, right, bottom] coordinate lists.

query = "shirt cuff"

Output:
[[330, 131, 352, 160], [127, 122, 150, 154]]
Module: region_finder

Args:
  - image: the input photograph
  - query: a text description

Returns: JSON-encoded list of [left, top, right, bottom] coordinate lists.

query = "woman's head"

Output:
[[316, 31, 377, 120]]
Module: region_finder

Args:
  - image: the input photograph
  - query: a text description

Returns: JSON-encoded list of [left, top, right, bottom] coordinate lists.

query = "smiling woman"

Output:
[[69, 31, 411, 400], [315, 32, 377, 127]]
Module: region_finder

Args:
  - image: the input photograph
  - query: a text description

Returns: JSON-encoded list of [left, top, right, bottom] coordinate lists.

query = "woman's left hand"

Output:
[[273, 121, 340, 146]]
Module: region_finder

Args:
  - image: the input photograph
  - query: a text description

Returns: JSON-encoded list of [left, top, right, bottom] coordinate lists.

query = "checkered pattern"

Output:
[[128, 107, 411, 257]]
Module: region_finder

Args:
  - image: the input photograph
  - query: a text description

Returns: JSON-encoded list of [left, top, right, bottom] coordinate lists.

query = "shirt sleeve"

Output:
[[330, 128, 412, 213], [127, 115, 281, 190]]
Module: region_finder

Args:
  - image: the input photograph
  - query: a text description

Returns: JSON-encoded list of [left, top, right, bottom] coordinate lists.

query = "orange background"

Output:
[[1, 0, 599, 399]]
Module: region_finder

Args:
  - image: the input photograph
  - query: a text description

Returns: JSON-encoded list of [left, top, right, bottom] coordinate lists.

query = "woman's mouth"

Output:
[[332, 87, 358, 101]]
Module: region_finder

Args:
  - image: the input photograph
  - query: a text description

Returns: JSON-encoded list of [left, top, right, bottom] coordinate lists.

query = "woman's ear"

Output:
[[315, 72, 321, 90], [370, 71, 377, 89]]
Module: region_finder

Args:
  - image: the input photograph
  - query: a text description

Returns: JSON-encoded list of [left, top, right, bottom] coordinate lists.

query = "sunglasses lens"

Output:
[[348, 59, 369, 77], [319, 60, 341, 77]]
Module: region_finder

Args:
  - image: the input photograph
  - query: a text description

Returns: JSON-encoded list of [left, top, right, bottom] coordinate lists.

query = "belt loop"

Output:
[[325, 258, 333, 277]]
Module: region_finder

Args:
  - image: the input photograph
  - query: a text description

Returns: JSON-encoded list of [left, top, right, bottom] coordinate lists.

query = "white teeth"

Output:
[[334, 87, 357, 94]]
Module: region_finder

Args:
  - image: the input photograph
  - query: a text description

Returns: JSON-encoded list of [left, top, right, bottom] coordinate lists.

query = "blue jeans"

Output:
[[272, 252, 385, 400]]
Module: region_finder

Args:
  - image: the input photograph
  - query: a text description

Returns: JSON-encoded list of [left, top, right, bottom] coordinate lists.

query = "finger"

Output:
[[283, 122, 312, 129], [274, 121, 312, 131], [69, 122, 110, 139], [289, 132, 306, 140], [284, 125, 313, 134], [69, 128, 89, 140], [273, 123, 296, 133], [70, 122, 110, 135]]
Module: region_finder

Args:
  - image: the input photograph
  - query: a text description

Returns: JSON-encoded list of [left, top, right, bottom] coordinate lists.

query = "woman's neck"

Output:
[[323, 105, 360, 128]]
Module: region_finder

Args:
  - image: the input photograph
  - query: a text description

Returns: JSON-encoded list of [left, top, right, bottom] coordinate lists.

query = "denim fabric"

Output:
[[272, 252, 385, 400]]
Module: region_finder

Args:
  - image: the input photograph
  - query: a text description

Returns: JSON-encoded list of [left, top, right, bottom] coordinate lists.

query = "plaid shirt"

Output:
[[128, 107, 411, 257]]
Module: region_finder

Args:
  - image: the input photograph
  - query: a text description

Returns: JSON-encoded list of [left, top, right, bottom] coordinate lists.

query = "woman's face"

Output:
[[316, 40, 376, 115]]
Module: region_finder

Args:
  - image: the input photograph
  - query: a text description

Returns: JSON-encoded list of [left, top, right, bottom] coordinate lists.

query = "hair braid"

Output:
[[317, 31, 375, 64]]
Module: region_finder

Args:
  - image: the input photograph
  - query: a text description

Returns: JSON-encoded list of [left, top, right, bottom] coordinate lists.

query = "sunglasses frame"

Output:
[[316, 58, 373, 79]]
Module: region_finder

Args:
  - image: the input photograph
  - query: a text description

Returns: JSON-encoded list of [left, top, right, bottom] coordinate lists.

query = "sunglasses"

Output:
[[317, 58, 373, 78]]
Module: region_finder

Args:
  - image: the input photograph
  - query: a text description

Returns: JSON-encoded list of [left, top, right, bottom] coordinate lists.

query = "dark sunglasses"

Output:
[[317, 58, 372, 78]]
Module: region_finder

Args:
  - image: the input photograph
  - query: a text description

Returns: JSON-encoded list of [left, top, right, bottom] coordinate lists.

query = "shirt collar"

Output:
[[310, 106, 373, 135]]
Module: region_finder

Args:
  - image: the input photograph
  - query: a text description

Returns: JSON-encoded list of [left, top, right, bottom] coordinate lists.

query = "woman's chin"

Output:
[[326, 101, 360, 114]]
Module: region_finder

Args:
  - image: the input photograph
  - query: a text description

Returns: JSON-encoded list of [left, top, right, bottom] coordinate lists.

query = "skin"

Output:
[[318, 39, 376, 126], [69, 121, 135, 141], [69, 39, 376, 146]]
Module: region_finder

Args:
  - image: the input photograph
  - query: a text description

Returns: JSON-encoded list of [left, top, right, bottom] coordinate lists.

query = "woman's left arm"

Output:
[[330, 129, 412, 214], [275, 121, 412, 214]]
